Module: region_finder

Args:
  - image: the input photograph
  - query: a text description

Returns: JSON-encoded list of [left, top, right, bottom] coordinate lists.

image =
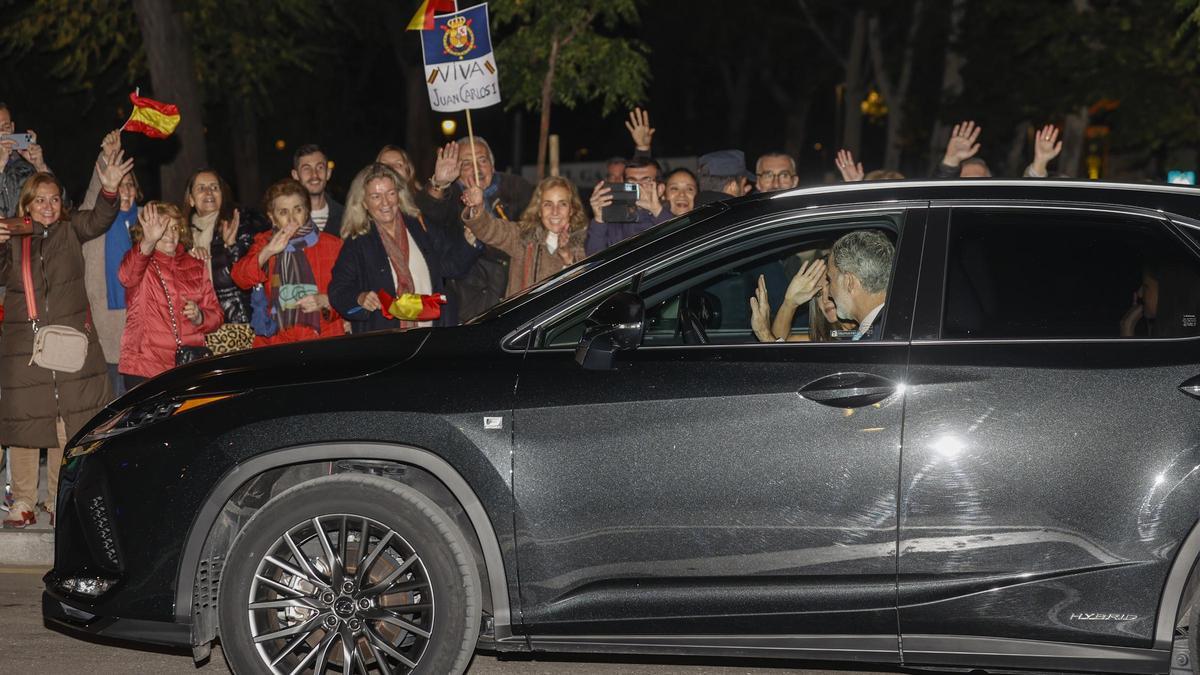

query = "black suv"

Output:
[[44, 180, 1200, 674]]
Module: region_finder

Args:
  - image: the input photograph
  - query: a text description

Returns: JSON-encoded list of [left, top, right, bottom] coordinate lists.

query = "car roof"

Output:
[[734, 178, 1200, 221]]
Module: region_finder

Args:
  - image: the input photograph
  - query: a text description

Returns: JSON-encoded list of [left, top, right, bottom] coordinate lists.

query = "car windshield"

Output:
[[465, 202, 727, 323]]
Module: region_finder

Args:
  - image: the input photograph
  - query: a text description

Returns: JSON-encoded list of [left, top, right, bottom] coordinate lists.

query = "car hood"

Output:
[[108, 328, 431, 412]]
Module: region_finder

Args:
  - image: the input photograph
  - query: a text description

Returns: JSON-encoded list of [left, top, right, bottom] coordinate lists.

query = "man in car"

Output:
[[826, 229, 894, 341]]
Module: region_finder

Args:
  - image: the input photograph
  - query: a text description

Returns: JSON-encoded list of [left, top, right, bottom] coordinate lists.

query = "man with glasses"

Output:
[[585, 157, 672, 256], [418, 136, 533, 320], [754, 152, 800, 193]]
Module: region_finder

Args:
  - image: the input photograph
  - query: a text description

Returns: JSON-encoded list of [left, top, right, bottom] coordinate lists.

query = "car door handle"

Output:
[[1179, 374, 1200, 400], [799, 372, 898, 408]]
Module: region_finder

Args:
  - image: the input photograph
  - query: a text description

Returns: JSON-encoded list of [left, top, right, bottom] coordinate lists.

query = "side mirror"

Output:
[[575, 291, 645, 370]]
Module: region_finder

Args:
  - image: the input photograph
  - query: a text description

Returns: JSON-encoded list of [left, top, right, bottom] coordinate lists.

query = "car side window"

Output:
[[943, 209, 1200, 339], [539, 214, 901, 348]]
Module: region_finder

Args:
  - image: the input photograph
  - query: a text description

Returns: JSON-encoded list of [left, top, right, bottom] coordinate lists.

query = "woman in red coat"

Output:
[[232, 178, 344, 346], [118, 201, 223, 388]]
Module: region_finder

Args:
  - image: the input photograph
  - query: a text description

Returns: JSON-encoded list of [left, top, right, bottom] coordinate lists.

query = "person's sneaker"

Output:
[[2, 501, 36, 528]]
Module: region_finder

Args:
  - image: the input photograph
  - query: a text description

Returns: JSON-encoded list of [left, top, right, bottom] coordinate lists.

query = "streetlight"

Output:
[[440, 119, 457, 138]]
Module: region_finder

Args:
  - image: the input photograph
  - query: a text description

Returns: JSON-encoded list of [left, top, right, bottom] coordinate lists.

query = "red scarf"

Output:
[[375, 218, 417, 327]]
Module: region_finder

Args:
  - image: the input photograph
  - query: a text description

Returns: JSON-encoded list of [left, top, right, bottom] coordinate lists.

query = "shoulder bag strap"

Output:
[[150, 259, 183, 348], [21, 235, 37, 327]]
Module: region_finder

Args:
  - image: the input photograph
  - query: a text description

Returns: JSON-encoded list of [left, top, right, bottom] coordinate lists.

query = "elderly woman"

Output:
[[118, 202, 223, 388], [233, 178, 344, 346], [461, 175, 586, 296], [0, 143, 133, 528], [329, 163, 482, 333]]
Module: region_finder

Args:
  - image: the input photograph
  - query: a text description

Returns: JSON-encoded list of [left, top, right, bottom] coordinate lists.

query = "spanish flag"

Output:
[[123, 92, 181, 139], [406, 0, 456, 31]]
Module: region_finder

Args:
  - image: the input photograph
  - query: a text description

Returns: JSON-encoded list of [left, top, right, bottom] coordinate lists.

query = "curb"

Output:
[[0, 529, 53, 566]]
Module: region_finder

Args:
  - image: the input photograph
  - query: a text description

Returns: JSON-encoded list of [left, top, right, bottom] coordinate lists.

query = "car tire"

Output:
[[217, 473, 481, 674]]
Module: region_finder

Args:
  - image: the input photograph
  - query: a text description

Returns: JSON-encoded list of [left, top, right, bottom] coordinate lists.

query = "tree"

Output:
[[493, 0, 649, 179], [1, 0, 205, 202], [1, 0, 332, 203], [867, 0, 926, 170], [798, 2, 869, 157]]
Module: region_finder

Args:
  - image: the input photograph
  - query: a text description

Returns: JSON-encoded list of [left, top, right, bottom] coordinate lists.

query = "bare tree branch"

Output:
[[797, 0, 847, 70]]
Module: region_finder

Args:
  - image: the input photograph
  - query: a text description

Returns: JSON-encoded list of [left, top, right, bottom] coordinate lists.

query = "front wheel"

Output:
[[217, 474, 481, 674]]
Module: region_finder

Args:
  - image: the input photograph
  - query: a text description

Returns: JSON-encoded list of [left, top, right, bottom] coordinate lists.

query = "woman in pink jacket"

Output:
[[118, 201, 223, 388]]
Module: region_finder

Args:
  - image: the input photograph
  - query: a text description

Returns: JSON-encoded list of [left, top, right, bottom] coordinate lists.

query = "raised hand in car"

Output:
[[782, 258, 826, 309], [749, 274, 776, 342]]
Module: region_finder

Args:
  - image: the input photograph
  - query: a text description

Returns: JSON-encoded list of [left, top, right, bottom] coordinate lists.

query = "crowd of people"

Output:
[[0, 101, 1067, 528]]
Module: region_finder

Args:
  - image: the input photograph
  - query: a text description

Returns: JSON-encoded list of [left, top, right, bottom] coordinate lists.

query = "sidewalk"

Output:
[[0, 457, 55, 566]]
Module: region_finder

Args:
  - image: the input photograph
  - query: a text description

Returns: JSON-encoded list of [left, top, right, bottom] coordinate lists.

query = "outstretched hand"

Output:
[[625, 107, 655, 151], [1030, 124, 1062, 177], [835, 149, 864, 182], [432, 142, 461, 188], [138, 202, 165, 253], [783, 258, 826, 308], [749, 274, 776, 342], [97, 149, 135, 193], [943, 121, 982, 168]]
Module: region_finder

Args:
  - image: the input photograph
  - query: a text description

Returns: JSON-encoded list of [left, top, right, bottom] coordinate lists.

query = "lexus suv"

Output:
[[43, 179, 1200, 674]]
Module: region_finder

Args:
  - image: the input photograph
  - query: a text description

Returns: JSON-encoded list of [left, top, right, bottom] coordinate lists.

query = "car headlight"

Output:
[[69, 394, 239, 456]]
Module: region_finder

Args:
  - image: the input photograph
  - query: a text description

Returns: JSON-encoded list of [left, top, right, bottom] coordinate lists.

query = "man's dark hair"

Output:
[[605, 156, 626, 169], [0, 102, 9, 114], [292, 143, 326, 171], [623, 156, 662, 180]]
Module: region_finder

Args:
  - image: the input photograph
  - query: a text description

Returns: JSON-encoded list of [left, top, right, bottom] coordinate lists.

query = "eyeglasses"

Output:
[[756, 171, 795, 182]]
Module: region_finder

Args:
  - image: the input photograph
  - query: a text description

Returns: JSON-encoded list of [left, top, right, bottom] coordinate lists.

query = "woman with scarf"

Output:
[[118, 201, 223, 388], [0, 144, 133, 529], [461, 175, 586, 296], [184, 168, 256, 351], [329, 163, 482, 333], [232, 178, 344, 346]]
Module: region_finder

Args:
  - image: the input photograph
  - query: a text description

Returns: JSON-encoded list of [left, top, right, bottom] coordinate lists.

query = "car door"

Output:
[[898, 205, 1200, 671], [509, 205, 925, 660]]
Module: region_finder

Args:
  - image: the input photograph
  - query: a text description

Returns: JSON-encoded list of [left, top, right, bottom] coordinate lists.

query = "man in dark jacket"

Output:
[[417, 136, 533, 322], [0, 103, 48, 218], [291, 143, 344, 237]]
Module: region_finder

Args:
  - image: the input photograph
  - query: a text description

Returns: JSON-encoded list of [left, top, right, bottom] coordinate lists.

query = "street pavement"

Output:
[[3, 567, 901, 674]]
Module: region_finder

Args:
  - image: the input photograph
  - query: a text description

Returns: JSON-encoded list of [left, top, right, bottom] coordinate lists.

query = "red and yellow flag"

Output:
[[406, 0, 456, 31], [123, 92, 181, 139]]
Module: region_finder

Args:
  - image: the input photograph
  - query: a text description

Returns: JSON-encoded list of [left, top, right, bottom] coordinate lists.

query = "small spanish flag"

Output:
[[123, 92, 181, 139], [406, 0, 457, 31]]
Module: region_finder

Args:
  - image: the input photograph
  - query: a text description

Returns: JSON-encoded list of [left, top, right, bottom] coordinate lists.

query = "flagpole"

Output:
[[451, 0, 484, 193]]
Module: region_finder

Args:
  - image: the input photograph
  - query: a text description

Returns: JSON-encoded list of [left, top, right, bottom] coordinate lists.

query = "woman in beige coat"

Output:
[[0, 146, 133, 528], [461, 175, 586, 298]]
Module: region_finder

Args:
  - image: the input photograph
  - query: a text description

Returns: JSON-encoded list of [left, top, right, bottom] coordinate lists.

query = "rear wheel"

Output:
[[217, 474, 481, 674]]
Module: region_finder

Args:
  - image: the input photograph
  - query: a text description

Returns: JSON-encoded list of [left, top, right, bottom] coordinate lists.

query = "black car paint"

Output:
[[43, 180, 1200, 673]]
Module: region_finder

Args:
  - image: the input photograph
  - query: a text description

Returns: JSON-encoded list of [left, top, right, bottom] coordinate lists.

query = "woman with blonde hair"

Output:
[[461, 175, 586, 296], [118, 201, 223, 388], [328, 163, 481, 333], [0, 138, 132, 528]]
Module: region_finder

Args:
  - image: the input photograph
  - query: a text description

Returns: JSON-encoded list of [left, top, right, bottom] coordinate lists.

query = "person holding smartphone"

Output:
[[0, 103, 49, 219], [584, 156, 672, 256]]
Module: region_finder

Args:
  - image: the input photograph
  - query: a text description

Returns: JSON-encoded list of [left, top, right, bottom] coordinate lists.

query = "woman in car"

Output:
[[750, 256, 856, 342], [460, 175, 586, 297], [0, 144, 132, 528], [119, 201, 223, 388], [329, 163, 481, 333], [232, 178, 344, 346], [1120, 261, 1200, 338]]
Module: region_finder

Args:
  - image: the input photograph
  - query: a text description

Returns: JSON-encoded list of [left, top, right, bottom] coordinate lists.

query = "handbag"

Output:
[[205, 322, 254, 354], [23, 235, 88, 373], [151, 259, 213, 366]]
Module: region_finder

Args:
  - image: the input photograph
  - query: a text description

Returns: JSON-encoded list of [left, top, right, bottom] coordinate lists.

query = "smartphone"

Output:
[[601, 182, 640, 223], [1168, 170, 1196, 185], [0, 133, 33, 151]]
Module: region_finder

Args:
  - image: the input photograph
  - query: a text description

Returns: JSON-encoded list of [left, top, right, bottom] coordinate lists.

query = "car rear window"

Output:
[[943, 209, 1200, 339]]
